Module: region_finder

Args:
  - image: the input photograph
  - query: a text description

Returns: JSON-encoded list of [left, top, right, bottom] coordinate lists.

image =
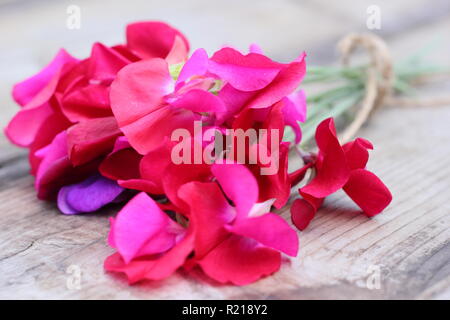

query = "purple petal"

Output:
[[57, 174, 124, 214]]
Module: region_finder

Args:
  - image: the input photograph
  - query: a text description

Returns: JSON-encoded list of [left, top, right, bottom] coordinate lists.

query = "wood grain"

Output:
[[0, 0, 449, 299]]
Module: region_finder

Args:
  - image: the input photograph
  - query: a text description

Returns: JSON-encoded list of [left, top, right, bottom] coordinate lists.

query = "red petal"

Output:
[[67, 116, 122, 166], [343, 138, 373, 170], [343, 169, 392, 217], [100, 148, 142, 181], [290, 195, 322, 231], [87, 42, 130, 81], [301, 118, 350, 198], [289, 162, 313, 186], [197, 235, 281, 285], [61, 82, 112, 122], [162, 162, 211, 212], [126, 21, 189, 60], [138, 143, 173, 195], [178, 181, 234, 258]]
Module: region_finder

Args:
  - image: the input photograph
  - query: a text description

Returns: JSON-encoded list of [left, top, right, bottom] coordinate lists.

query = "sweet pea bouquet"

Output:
[[5, 21, 392, 285]]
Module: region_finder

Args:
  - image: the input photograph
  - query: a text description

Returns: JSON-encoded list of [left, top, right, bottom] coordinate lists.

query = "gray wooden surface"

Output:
[[0, 0, 449, 299]]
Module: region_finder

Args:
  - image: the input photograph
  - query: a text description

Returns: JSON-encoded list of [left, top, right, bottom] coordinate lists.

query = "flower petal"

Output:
[[126, 21, 189, 60], [227, 213, 299, 256], [290, 195, 323, 231], [282, 90, 307, 144], [209, 47, 283, 91], [87, 42, 130, 81], [342, 138, 373, 170], [178, 181, 234, 258], [170, 89, 225, 113], [343, 169, 392, 217], [162, 162, 212, 212], [110, 58, 173, 127], [165, 35, 190, 65], [301, 118, 350, 198], [112, 192, 181, 264], [61, 82, 112, 122], [100, 147, 142, 181], [57, 174, 124, 214], [211, 163, 258, 219], [246, 52, 306, 109], [197, 234, 281, 285], [67, 116, 122, 166], [12, 49, 78, 106], [104, 231, 194, 284], [176, 48, 209, 86]]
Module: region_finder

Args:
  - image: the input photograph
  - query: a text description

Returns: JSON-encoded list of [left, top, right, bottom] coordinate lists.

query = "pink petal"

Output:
[[112, 192, 180, 264], [34, 131, 98, 200], [138, 142, 172, 194], [176, 48, 209, 86], [211, 163, 258, 219], [110, 58, 173, 128], [119, 107, 195, 155], [208, 47, 283, 91], [198, 234, 281, 285], [215, 84, 254, 125], [282, 90, 307, 144], [170, 89, 225, 113], [12, 49, 78, 106], [343, 169, 392, 217], [5, 103, 54, 147], [227, 213, 299, 256], [104, 231, 194, 284], [247, 52, 306, 109]]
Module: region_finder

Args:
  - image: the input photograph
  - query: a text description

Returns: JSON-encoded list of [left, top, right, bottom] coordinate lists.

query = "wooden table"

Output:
[[0, 0, 449, 299]]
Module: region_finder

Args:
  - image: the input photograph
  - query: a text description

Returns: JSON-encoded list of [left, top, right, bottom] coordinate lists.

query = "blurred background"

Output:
[[1, 0, 449, 137]]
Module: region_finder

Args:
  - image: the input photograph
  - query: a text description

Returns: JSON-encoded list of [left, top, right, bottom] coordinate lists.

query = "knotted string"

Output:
[[337, 32, 450, 144], [337, 33, 394, 144]]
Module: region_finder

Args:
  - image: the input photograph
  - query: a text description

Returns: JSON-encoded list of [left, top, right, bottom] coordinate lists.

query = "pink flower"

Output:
[[104, 192, 191, 283], [109, 57, 223, 155], [290, 118, 392, 230], [105, 163, 298, 285]]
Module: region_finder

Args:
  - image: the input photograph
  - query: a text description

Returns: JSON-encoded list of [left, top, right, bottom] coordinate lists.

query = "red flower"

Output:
[[290, 118, 392, 230]]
